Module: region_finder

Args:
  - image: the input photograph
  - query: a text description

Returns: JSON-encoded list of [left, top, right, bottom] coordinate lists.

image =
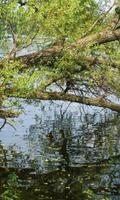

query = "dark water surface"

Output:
[[0, 100, 120, 200]]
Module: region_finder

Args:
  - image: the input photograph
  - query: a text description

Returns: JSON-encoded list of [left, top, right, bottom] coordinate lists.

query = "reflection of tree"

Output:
[[0, 142, 7, 167], [0, 145, 120, 199], [25, 102, 74, 171], [24, 103, 120, 172], [4, 163, 118, 200]]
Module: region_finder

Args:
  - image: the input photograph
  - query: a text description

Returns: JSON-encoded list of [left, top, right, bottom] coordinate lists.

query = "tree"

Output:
[[0, 0, 120, 119]]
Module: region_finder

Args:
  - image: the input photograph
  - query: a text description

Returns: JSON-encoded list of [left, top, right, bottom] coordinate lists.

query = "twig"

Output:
[[0, 117, 6, 130], [0, 117, 16, 131]]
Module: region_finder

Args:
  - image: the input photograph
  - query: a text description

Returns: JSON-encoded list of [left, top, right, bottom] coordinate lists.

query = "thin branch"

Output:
[[62, 102, 72, 117], [0, 117, 6, 130], [55, 82, 64, 92], [0, 117, 16, 131], [17, 31, 39, 52], [81, 2, 115, 38]]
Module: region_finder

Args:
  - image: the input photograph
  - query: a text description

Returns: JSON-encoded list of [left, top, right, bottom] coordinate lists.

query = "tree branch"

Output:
[[16, 29, 120, 66], [6, 91, 120, 113], [69, 29, 120, 49]]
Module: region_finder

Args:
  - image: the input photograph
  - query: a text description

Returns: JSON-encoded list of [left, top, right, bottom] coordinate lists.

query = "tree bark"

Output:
[[69, 29, 120, 49]]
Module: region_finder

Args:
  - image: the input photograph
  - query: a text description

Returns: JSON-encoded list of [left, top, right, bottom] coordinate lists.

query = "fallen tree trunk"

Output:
[[0, 29, 119, 69]]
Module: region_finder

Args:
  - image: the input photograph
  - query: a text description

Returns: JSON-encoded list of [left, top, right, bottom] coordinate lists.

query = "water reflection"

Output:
[[0, 100, 120, 199]]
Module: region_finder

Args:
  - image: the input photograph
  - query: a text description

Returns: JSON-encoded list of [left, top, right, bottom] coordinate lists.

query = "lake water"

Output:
[[0, 99, 120, 200], [0, 43, 120, 200]]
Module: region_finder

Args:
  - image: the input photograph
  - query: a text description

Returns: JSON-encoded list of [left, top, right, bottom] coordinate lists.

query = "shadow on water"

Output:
[[0, 99, 120, 200]]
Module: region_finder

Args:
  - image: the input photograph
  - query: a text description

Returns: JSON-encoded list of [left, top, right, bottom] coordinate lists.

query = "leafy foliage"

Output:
[[0, 0, 120, 113]]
